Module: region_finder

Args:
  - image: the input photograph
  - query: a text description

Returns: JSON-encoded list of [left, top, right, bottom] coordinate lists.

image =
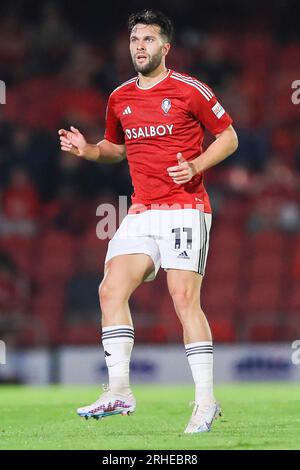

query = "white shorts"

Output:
[[105, 209, 212, 282]]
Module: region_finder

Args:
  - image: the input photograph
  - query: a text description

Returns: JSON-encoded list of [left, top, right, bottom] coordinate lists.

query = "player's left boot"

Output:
[[77, 387, 136, 420], [184, 401, 221, 434]]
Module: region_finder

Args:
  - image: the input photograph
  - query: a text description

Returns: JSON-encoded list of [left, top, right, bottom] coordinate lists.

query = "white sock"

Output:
[[185, 341, 214, 406], [102, 325, 134, 395]]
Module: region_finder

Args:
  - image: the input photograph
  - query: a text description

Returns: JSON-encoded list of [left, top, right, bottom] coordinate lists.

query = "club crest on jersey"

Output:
[[161, 98, 171, 114]]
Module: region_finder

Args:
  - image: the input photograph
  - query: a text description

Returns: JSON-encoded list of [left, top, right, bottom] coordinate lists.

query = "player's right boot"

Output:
[[77, 387, 136, 420]]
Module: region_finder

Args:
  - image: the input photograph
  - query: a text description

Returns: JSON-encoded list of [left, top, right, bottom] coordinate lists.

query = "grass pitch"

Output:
[[0, 383, 299, 450]]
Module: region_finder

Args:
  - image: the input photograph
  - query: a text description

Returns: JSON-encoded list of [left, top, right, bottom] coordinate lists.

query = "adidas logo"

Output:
[[177, 251, 190, 259], [104, 350, 111, 357], [122, 106, 132, 115]]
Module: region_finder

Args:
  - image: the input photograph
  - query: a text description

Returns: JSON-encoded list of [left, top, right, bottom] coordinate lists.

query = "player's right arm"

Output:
[[58, 126, 126, 163], [59, 90, 126, 163]]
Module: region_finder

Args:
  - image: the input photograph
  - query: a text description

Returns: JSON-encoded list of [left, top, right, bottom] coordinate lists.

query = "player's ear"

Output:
[[163, 42, 171, 57]]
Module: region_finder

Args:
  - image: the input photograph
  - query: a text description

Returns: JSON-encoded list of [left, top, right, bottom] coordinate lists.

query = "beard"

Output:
[[132, 49, 163, 75]]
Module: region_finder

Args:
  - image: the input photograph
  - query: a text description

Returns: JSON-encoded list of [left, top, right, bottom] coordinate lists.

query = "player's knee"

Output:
[[98, 279, 127, 308], [99, 281, 116, 306], [170, 288, 199, 314]]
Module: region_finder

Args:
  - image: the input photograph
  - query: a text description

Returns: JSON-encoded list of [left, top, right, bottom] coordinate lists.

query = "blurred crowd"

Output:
[[0, 1, 299, 346]]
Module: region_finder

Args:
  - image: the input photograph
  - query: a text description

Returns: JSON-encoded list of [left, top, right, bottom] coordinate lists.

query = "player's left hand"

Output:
[[167, 153, 198, 184]]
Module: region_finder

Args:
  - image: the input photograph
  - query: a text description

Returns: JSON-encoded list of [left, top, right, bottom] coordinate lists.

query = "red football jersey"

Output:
[[104, 69, 233, 213]]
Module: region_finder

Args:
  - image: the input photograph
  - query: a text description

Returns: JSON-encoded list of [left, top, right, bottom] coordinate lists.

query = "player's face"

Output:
[[130, 24, 169, 75]]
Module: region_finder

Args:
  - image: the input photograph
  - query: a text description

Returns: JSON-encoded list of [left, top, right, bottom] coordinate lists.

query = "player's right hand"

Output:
[[58, 126, 87, 157]]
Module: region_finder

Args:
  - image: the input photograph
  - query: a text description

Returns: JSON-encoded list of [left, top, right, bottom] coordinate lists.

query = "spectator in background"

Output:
[[28, 1, 73, 76], [0, 251, 29, 383], [55, 42, 106, 130], [189, 34, 239, 89], [42, 185, 94, 235], [221, 77, 270, 171], [66, 246, 103, 325], [0, 252, 28, 345], [247, 159, 300, 233], [278, 201, 300, 232], [0, 11, 28, 75], [247, 197, 280, 233], [0, 167, 40, 237], [6, 126, 59, 200]]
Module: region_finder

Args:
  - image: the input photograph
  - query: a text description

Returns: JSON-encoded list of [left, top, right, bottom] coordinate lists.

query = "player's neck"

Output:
[[137, 66, 169, 89]]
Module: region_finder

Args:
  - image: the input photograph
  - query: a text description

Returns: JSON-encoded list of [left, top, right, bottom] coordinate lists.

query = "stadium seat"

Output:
[[240, 281, 281, 313], [135, 325, 168, 343], [35, 230, 76, 282], [247, 253, 284, 281], [39, 230, 75, 253], [158, 291, 182, 342], [32, 287, 66, 344], [202, 279, 239, 312], [63, 325, 99, 345], [246, 324, 279, 342], [275, 322, 300, 341], [210, 227, 243, 254], [286, 283, 300, 314], [206, 252, 241, 281], [279, 44, 300, 70], [217, 199, 250, 226], [292, 234, 300, 252], [290, 252, 300, 280], [130, 282, 162, 316], [80, 228, 108, 269], [247, 231, 285, 254], [209, 314, 236, 342]]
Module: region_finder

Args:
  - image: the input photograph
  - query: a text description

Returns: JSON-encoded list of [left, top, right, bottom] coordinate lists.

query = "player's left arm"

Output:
[[167, 124, 238, 184], [194, 124, 238, 173], [168, 80, 238, 184]]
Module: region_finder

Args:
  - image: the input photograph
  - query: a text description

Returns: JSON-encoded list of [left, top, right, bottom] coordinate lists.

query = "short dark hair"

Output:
[[128, 9, 174, 43]]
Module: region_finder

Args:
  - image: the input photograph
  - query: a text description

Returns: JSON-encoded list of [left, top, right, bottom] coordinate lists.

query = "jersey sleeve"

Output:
[[104, 92, 125, 145], [187, 81, 233, 135]]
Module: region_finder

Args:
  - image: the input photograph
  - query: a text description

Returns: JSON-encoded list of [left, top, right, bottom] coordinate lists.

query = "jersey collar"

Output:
[[135, 69, 172, 91]]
